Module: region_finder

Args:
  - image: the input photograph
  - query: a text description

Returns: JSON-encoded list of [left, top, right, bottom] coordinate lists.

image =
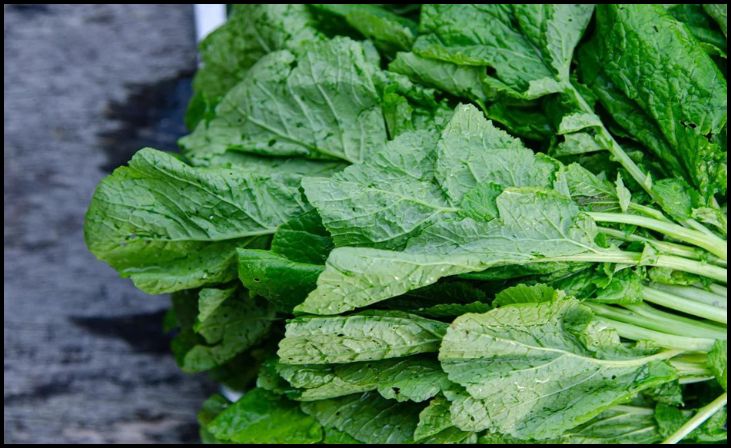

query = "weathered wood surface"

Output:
[[4, 5, 217, 443]]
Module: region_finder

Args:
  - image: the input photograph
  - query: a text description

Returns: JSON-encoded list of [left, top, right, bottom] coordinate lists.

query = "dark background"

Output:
[[4, 4, 216, 443]]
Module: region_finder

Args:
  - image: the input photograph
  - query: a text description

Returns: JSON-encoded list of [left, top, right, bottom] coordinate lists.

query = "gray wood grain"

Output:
[[4, 5, 216, 443]]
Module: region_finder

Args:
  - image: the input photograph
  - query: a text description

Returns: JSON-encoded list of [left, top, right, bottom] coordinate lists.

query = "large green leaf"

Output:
[[414, 4, 594, 99], [207, 388, 323, 444], [479, 405, 662, 444], [84, 148, 308, 294], [277, 311, 447, 364], [278, 355, 451, 403], [389, 51, 488, 104], [173, 287, 275, 372], [186, 4, 321, 129], [303, 103, 571, 251], [180, 37, 387, 165], [297, 188, 597, 315], [302, 129, 448, 250], [238, 210, 332, 312], [439, 299, 678, 438], [703, 4, 727, 37], [414, 396, 477, 443], [590, 5, 727, 198], [300, 391, 423, 444], [665, 4, 727, 54], [237, 249, 323, 313], [311, 4, 416, 53]]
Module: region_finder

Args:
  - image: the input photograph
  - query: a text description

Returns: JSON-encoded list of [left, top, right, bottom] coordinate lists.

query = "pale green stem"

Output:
[[685, 218, 721, 239], [587, 212, 727, 260], [643, 286, 727, 324], [623, 303, 727, 339], [597, 317, 715, 351], [651, 284, 727, 310], [588, 303, 725, 340], [709, 283, 727, 297], [597, 226, 726, 267], [678, 376, 715, 384], [545, 251, 727, 283]]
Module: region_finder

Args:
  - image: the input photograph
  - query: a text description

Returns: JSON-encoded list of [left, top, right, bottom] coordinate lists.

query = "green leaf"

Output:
[[643, 380, 684, 407], [256, 357, 293, 395], [180, 37, 387, 165], [277, 311, 447, 364], [321, 427, 362, 444], [651, 178, 701, 222], [238, 249, 323, 313], [303, 129, 447, 249], [311, 4, 416, 53], [435, 105, 565, 204], [186, 4, 321, 129], [279, 355, 451, 403], [196, 286, 236, 323], [708, 340, 728, 391], [479, 405, 662, 444], [576, 47, 686, 179], [336, 356, 450, 403], [405, 301, 492, 320], [439, 299, 678, 438], [592, 269, 644, 305], [591, 5, 727, 198], [270, 210, 334, 265], [703, 4, 727, 37], [414, 5, 594, 99], [666, 4, 727, 50], [493, 283, 561, 307], [178, 289, 275, 372], [84, 148, 307, 294], [692, 206, 727, 237], [389, 51, 488, 104], [615, 174, 632, 213], [278, 363, 373, 401], [298, 188, 597, 315], [485, 102, 554, 141], [414, 396, 474, 441], [304, 104, 570, 251], [207, 388, 323, 444], [300, 391, 423, 444], [198, 394, 231, 444]]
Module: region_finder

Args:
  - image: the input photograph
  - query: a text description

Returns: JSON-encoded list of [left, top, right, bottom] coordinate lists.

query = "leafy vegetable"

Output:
[[85, 3, 727, 444]]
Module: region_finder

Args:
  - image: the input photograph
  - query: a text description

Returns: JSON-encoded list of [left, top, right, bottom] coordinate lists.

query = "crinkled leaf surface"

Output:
[[207, 388, 323, 444], [590, 5, 727, 198], [479, 405, 662, 444], [300, 391, 423, 444], [176, 288, 274, 372], [414, 4, 593, 99], [277, 311, 447, 364], [279, 355, 451, 403], [311, 4, 416, 53], [84, 148, 308, 293], [298, 188, 597, 315], [186, 4, 321, 128], [180, 37, 387, 165], [439, 299, 678, 438]]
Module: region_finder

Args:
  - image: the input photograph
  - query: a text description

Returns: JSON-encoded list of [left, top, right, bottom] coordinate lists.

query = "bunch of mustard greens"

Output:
[[85, 4, 727, 444]]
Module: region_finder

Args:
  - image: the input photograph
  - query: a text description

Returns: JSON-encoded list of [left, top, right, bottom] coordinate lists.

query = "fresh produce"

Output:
[[85, 4, 727, 444]]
